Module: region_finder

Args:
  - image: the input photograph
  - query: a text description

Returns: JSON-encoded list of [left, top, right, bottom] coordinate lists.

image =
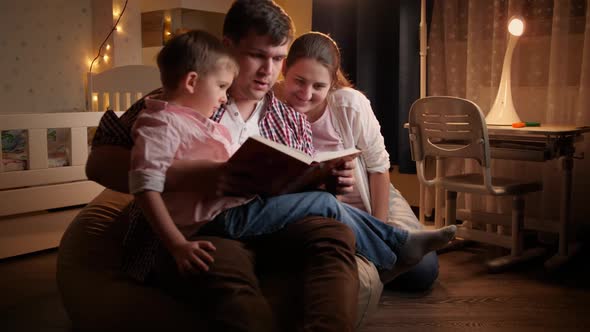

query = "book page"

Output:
[[314, 147, 361, 163], [247, 135, 313, 165]]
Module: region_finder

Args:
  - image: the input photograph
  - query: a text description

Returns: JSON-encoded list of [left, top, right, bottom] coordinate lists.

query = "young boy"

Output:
[[129, 30, 240, 272]]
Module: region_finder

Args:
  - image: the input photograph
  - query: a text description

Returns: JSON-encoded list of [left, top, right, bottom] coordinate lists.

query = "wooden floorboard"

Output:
[[361, 244, 590, 332], [0, 244, 589, 331]]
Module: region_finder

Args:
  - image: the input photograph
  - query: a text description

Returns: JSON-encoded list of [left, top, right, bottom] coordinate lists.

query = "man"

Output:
[[87, 1, 381, 331]]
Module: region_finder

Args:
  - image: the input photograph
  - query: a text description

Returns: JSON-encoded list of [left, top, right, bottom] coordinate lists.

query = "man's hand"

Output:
[[170, 240, 216, 275], [327, 159, 356, 195]]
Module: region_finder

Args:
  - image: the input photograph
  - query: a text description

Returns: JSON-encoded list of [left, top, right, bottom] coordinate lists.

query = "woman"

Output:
[[275, 31, 439, 291]]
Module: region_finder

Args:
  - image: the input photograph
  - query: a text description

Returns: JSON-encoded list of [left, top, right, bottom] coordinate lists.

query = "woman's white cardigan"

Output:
[[328, 88, 422, 231]]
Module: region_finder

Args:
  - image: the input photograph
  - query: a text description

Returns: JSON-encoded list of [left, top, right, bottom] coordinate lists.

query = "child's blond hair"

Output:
[[157, 30, 238, 90]]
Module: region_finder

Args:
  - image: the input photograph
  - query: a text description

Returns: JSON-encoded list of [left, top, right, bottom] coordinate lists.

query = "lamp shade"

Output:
[[486, 16, 525, 125]]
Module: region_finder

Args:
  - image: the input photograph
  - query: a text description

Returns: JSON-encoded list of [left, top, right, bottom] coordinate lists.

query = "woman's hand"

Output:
[[327, 159, 356, 194], [170, 239, 216, 275]]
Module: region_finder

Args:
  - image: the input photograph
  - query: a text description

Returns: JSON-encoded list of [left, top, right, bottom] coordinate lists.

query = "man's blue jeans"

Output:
[[216, 191, 409, 270]]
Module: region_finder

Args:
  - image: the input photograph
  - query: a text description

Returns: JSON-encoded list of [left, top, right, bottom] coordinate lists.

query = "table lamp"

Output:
[[486, 16, 525, 125]]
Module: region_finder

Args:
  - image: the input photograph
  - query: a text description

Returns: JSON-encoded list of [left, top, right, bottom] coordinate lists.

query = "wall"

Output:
[[181, 9, 226, 38], [390, 168, 419, 207], [276, 0, 312, 37], [0, 0, 163, 115], [141, 8, 226, 67], [112, 0, 142, 67], [91, 0, 115, 73], [0, 0, 92, 114], [140, 0, 233, 13], [140, 0, 312, 67]]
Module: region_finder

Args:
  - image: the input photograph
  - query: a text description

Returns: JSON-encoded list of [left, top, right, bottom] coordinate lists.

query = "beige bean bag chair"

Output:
[[57, 189, 382, 331]]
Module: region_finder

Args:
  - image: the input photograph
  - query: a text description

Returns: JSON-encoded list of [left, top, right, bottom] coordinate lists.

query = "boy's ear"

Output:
[[183, 71, 199, 93]]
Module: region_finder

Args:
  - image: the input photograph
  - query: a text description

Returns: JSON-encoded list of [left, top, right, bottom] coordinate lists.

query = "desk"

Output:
[[419, 125, 590, 269]]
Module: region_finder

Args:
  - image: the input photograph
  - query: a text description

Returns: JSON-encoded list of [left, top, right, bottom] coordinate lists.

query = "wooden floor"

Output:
[[1, 245, 589, 332], [361, 244, 590, 332]]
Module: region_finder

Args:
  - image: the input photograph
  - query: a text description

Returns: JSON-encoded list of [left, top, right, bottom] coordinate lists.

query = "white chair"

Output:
[[408, 96, 544, 272]]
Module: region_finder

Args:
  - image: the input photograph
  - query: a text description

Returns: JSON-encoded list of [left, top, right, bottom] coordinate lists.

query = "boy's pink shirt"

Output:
[[129, 98, 250, 237]]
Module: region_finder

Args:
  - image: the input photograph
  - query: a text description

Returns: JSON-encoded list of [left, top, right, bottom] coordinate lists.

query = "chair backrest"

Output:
[[408, 96, 491, 185]]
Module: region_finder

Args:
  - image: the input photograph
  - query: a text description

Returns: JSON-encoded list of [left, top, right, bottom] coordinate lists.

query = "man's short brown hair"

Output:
[[223, 0, 294, 46]]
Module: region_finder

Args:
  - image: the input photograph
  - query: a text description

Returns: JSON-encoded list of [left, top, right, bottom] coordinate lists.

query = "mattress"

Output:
[[2, 129, 70, 171]]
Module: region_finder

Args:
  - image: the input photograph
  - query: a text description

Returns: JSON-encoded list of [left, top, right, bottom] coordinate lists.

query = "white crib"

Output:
[[0, 65, 159, 259]]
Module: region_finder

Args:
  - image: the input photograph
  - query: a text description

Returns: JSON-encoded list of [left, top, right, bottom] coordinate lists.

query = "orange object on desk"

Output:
[[512, 122, 526, 128]]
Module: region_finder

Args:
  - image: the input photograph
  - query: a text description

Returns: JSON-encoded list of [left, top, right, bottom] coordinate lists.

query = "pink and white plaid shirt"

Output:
[[130, 98, 250, 237]]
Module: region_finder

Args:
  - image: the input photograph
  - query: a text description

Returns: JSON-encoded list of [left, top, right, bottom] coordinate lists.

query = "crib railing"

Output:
[[87, 65, 160, 112], [0, 112, 122, 216]]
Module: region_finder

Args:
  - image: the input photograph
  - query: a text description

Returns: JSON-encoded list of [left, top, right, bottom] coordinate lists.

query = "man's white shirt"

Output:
[[220, 99, 265, 146]]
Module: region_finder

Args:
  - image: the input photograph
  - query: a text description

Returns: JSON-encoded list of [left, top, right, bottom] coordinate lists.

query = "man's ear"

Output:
[[183, 71, 199, 93], [281, 61, 287, 76]]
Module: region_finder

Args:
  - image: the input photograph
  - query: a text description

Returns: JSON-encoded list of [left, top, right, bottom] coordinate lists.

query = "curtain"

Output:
[[428, 0, 590, 224], [312, 0, 429, 173]]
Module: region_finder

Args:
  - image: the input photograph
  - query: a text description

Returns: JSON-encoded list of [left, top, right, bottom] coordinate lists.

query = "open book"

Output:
[[228, 135, 361, 196]]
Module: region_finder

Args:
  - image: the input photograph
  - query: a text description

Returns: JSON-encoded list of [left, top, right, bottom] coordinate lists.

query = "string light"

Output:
[[89, 0, 128, 73], [163, 11, 172, 43]]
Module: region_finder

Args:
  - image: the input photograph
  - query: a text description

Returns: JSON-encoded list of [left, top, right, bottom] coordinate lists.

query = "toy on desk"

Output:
[[512, 121, 541, 128]]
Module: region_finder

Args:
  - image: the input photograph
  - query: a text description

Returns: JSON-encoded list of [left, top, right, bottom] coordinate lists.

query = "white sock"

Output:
[[397, 225, 457, 266]]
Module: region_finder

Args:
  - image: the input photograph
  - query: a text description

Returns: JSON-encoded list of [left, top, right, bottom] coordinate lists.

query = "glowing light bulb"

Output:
[[508, 17, 525, 37], [103, 54, 109, 62], [106, 44, 111, 50], [92, 95, 98, 102]]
